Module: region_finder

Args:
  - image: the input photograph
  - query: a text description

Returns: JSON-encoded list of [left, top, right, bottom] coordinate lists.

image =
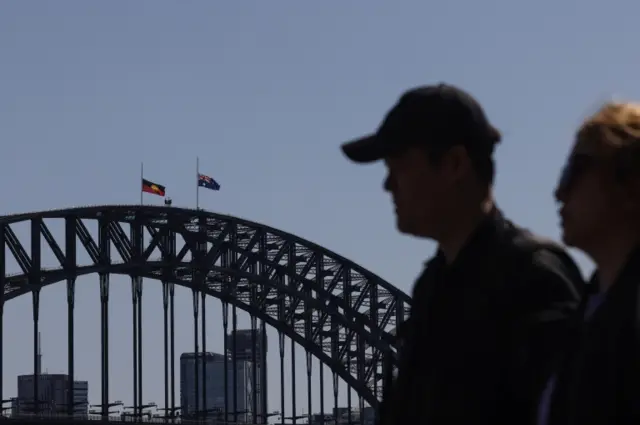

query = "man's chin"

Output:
[[560, 229, 578, 248], [396, 218, 413, 235], [396, 221, 409, 234], [561, 236, 573, 247], [396, 219, 427, 238]]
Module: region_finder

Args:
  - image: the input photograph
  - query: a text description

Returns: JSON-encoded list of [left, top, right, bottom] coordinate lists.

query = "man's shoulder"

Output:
[[496, 221, 584, 311], [497, 216, 556, 248], [497, 218, 577, 271]]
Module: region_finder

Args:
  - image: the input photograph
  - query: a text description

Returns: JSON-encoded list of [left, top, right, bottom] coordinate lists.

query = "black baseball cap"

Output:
[[341, 83, 501, 163]]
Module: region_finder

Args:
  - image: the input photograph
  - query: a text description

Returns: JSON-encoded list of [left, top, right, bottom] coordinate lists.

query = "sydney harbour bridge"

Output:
[[0, 205, 411, 424]]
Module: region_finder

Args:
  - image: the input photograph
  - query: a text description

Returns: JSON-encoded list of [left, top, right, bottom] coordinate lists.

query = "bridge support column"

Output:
[[319, 360, 325, 425], [169, 283, 176, 420], [306, 351, 312, 425], [332, 372, 339, 425], [64, 216, 77, 417], [200, 290, 207, 418], [129, 219, 143, 419], [159, 225, 177, 421], [162, 282, 170, 419], [192, 289, 200, 417], [250, 315, 258, 424], [98, 216, 111, 418], [347, 355, 352, 425], [222, 302, 229, 424], [260, 320, 268, 425], [131, 277, 142, 417], [290, 318, 297, 425], [99, 274, 110, 417], [137, 278, 143, 415], [278, 330, 285, 425], [66, 278, 76, 417], [32, 288, 40, 415], [131, 282, 137, 416], [357, 335, 365, 425], [232, 304, 238, 424]]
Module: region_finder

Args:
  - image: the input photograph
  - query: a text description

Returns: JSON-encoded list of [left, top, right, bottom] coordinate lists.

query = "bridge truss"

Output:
[[0, 205, 411, 424]]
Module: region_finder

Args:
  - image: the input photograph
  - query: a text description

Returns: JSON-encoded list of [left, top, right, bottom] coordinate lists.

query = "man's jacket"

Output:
[[378, 209, 584, 425]]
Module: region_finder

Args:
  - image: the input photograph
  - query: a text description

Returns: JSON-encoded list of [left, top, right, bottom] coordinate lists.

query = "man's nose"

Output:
[[554, 184, 567, 204], [383, 175, 392, 192]]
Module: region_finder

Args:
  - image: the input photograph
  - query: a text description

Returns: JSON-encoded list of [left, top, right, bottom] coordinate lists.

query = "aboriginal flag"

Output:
[[142, 178, 166, 197]]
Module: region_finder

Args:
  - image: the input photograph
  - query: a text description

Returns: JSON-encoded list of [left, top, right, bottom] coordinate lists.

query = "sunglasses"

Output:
[[557, 154, 600, 194]]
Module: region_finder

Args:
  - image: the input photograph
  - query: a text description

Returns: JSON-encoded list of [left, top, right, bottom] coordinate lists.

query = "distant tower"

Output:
[[227, 329, 268, 422], [36, 332, 42, 375], [12, 335, 89, 418]]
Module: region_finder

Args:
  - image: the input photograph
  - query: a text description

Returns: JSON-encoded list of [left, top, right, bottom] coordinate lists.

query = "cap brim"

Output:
[[341, 134, 385, 163]]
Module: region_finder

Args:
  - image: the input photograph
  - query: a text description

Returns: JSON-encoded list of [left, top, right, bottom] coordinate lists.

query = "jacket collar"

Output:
[[426, 206, 504, 270]]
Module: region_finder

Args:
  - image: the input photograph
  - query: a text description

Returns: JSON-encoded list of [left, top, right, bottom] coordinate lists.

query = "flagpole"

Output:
[[196, 157, 200, 210], [140, 162, 144, 205]]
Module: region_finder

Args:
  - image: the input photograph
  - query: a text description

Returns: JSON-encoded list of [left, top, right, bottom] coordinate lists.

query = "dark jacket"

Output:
[[548, 248, 640, 425], [378, 209, 584, 425]]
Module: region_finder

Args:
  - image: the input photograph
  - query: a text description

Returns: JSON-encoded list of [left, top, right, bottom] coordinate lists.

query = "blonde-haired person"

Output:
[[540, 102, 640, 425]]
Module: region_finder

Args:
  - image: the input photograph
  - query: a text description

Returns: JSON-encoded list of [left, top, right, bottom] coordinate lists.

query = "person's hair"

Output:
[[425, 134, 501, 185], [578, 101, 640, 184]]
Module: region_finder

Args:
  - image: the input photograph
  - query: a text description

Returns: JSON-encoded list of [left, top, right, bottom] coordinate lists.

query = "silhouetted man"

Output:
[[341, 84, 584, 425]]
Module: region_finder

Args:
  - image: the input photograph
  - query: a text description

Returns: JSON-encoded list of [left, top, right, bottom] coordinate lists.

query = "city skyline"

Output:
[[5, 328, 367, 423], [2, 281, 376, 416]]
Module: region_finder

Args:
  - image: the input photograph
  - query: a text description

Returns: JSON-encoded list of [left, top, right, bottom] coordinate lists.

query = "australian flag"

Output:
[[198, 173, 221, 191]]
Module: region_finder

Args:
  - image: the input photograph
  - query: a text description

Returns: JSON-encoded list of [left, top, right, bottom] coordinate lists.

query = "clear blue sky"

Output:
[[1, 0, 639, 417]]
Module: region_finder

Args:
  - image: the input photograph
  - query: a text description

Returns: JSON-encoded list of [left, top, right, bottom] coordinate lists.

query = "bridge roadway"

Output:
[[2, 415, 326, 425], [3, 419, 162, 424], [1, 416, 226, 424]]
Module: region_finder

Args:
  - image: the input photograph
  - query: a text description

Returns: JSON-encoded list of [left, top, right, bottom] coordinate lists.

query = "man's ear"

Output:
[[441, 145, 472, 182]]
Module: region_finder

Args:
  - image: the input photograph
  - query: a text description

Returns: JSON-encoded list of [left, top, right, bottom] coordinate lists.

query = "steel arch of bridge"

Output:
[[0, 205, 411, 410]]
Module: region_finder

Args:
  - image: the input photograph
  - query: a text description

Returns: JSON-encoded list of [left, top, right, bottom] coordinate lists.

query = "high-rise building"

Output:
[[227, 329, 268, 423], [180, 352, 253, 421], [11, 374, 89, 418], [10, 335, 88, 418]]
